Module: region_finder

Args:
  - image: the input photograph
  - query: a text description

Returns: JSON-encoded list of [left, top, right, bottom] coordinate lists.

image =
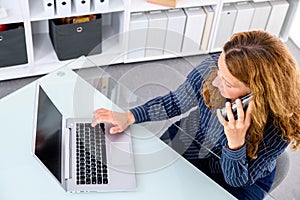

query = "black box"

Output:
[[49, 15, 102, 61], [0, 24, 28, 68]]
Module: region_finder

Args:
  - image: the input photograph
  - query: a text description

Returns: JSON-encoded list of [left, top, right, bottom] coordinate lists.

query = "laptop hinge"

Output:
[[64, 126, 72, 180]]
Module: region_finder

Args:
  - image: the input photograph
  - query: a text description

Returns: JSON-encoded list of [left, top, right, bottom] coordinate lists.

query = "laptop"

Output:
[[32, 83, 136, 192]]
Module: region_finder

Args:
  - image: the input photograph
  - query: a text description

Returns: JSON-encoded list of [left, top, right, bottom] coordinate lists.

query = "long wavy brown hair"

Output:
[[202, 30, 300, 159]]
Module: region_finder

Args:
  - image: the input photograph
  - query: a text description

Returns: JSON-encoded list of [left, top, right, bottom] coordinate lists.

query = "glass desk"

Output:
[[0, 57, 236, 200], [74, 56, 279, 200]]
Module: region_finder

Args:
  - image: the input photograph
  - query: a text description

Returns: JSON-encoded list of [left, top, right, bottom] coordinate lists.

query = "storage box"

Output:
[[164, 8, 186, 54], [213, 4, 237, 50], [55, 0, 72, 15], [127, 12, 149, 59], [201, 6, 215, 50], [49, 15, 102, 61], [74, 0, 91, 13], [145, 10, 168, 57], [0, 24, 28, 68], [42, 0, 55, 16], [182, 7, 207, 53], [232, 2, 255, 34], [265, 0, 289, 37], [250, 2, 272, 31], [92, 0, 109, 11], [147, 0, 178, 7]]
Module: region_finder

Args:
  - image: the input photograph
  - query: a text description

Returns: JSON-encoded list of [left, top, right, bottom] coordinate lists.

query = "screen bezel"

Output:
[[31, 82, 66, 189]]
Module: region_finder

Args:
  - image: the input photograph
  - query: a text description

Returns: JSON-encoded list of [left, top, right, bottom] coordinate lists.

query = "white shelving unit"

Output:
[[0, 0, 298, 80]]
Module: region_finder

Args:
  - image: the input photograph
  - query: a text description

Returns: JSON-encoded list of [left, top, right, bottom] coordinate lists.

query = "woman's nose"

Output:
[[212, 75, 222, 88]]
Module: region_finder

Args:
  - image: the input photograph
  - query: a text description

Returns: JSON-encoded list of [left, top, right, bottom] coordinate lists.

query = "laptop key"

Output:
[[103, 178, 108, 184], [92, 177, 97, 184], [97, 177, 102, 184]]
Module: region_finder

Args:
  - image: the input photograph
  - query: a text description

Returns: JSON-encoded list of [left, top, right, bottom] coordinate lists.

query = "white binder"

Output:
[[182, 7, 206, 53], [213, 4, 237, 50], [74, 0, 91, 13], [0, 7, 7, 19], [233, 2, 254, 34], [250, 1, 272, 31], [145, 10, 168, 57], [42, 0, 55, 16], [92, 0, 109, 11], [201, 6, 215, 50], [265, 0, 289, 37], [55, 0, 72, 15], [127, 12, 149, 59], [164, 9, 186, 55]]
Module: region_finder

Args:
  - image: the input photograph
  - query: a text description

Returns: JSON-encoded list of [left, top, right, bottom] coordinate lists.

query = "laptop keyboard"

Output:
[[75, 123, 108, 185]]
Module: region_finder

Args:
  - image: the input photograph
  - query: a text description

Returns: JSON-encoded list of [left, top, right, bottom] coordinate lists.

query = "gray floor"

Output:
[[1, 39, 300, 199]]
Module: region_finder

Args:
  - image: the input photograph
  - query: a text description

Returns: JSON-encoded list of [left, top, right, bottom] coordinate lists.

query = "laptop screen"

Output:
[[35, 86, 62, 183]]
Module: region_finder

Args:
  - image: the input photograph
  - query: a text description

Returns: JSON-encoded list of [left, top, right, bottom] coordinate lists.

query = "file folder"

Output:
[[182, 7, 206, 53], [164, 8, 186, 55], [145, 10, 168, 57], [127, 12, 149, 59], [92, 0, 109, 11], [232, 2, 254, 34], [74, 0, 91, 13], [42, 0, 55, 16], [265, 0, 289, 37], [213, 4, 237, 50], [56, 0, 72, 15], [250, 2, 272, 31], [201, 5, 215, 50]]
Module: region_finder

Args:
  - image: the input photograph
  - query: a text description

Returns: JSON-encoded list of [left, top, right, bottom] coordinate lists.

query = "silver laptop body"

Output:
[[32, 83, 136, 192]]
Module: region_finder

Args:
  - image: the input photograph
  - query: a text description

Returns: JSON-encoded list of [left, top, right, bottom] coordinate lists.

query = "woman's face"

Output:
[[212, 52, 251, 101]]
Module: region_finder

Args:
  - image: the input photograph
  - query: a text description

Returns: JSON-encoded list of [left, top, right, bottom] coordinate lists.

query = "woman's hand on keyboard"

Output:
[[91, 108, 135, 134]]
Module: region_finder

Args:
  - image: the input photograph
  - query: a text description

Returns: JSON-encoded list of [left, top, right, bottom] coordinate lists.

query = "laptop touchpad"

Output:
[[110, 142, 131, 166]]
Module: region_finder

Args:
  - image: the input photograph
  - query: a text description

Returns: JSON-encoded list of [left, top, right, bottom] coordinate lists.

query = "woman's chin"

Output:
[[220, 91, 227, 98]]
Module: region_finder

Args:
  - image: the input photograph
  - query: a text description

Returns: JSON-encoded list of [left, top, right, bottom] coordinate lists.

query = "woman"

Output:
[[92, 30, 300, 199]]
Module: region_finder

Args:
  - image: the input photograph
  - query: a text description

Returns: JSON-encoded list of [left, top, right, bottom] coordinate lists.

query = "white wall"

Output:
[[290, 4, 300, 48]]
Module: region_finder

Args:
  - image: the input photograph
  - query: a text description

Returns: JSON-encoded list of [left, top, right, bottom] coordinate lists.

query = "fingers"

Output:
[[236, 99, 245, 127], [225, 102, 234, 122], [92, 108, 114, 127], [110, 126, 123, 134], [93, 108, 112, 117], [223, 98, 253, 129], [244, 101, 253, 128], [91, 108, 127, 134], [224, 98, 247, 127]]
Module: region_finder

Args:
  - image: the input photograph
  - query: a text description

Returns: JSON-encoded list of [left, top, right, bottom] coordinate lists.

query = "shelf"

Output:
[[130, 0, 218, 12], [222, 0, 252, 4], [0, 0, 298, 81], [32, 33, 59, 65], [29, 0, 125, 21], [0, 0, 24, 24], [0, 64, 33, 81]]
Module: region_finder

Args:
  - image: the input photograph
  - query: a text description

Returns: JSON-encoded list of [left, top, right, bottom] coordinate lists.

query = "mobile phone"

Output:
[[217, 94, 252, 122]]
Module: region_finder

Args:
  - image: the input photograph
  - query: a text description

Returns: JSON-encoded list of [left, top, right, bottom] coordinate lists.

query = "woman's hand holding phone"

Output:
[[222, 98, 253, 150]]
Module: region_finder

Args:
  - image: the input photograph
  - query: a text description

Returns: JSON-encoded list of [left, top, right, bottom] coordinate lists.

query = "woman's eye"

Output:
[[225, 82, 232, 88]]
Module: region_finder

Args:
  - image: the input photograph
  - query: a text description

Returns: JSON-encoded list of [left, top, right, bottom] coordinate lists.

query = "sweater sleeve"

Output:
[[220, 125, 289, 187], [130, 55, 219, 123]]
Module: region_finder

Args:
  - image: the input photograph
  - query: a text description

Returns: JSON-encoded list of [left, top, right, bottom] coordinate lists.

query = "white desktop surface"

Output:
[[0, 62, 236, 200]]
